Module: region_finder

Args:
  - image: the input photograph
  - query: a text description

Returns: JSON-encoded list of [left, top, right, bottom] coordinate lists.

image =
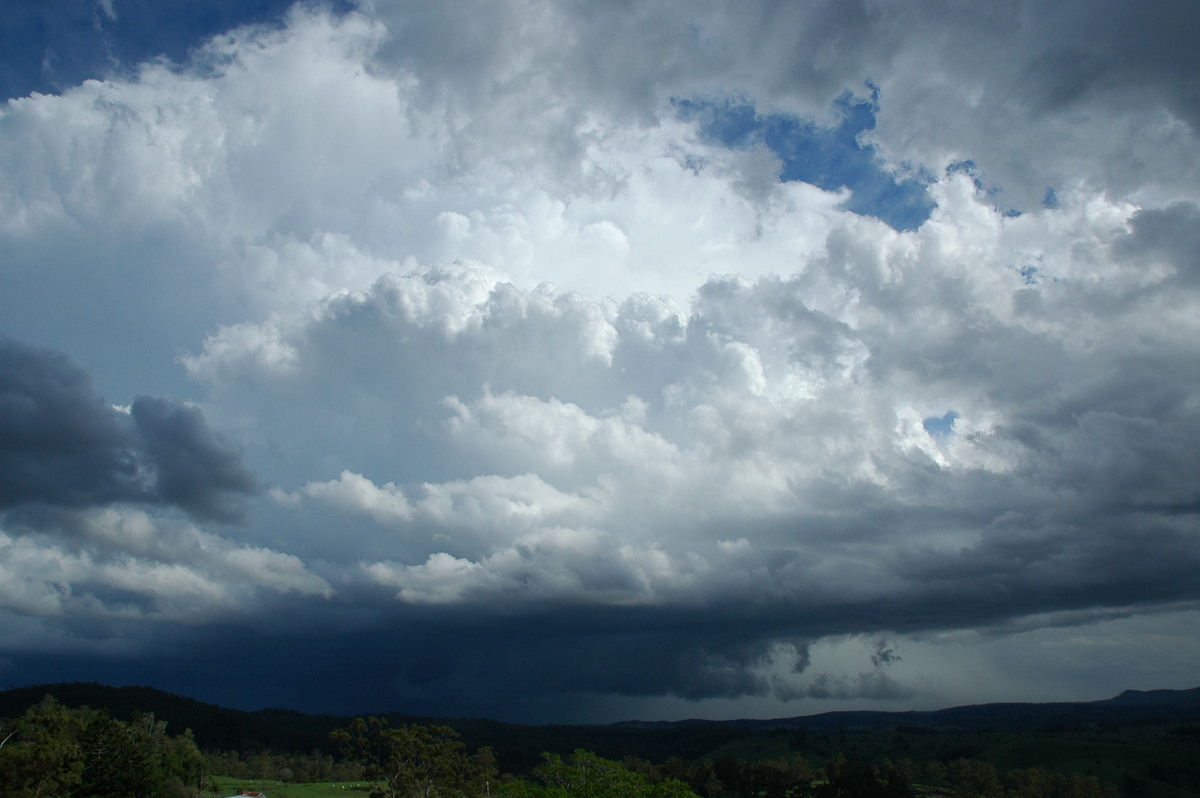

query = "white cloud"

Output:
[[0, 507, 331, 626], [300, 470, 414, 525], [364, 526, 711, 607]]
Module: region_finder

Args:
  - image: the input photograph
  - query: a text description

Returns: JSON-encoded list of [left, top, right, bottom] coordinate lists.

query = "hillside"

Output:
[[675, 686, 1200, 733], [3, 682, 1199, 785]]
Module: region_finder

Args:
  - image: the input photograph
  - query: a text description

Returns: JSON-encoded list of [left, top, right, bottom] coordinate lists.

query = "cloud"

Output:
[[356, 0, 1200, 213], [0, 334, 259, 520], [298, 470, 414, 525], [0, 506, 330, 625], [178, 222, 1200, 709], [0, 334, 143, 509], [1113, 201, 1200, 286], [1, 0, 1199, 722], [870, 640, 901, 668], [779, 671, 918, 702], [677, 93, 938, 231], [129, 397, 261, 522]]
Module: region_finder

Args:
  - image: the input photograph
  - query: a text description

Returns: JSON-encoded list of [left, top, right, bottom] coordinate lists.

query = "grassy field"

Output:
[[204, 777, 373, 798]]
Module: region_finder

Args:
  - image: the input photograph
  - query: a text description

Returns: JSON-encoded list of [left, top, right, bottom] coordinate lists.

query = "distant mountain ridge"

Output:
[[641, 686, 1200, 732], [2, 682, 1198, 764], [700, 686, 1200, 734], [1104, 687, 1200, 707]]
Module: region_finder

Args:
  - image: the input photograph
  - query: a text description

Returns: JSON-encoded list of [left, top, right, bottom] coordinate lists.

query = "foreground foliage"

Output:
[[626, 754, 1122, 798], [332, 717, 497, 798], [0, 695, 204, 798]]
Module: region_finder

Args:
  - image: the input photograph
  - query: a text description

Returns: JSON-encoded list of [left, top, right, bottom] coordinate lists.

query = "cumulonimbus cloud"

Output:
[[0, 0, 1199, 721]]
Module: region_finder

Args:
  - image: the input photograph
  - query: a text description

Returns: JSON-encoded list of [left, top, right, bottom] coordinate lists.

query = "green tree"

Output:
[[77, 710, 155, 798], [0, 696, 86, 798], [943, 758, 1002, 798], [814, 755, 913, 798], [332, 717, 497, 798], [0, 696, 204, 798], [712, 757, 815, 798], [161, 727, 206, 796]]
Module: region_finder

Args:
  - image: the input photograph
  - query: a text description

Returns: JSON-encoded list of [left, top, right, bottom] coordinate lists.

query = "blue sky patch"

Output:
[[922, 410, 959, 438], [946, 159, 1027, 217], [0, 0, 353, 100], [675, 91, 937, 231]]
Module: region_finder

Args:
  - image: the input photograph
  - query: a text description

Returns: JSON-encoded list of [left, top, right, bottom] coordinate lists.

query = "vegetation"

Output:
[[497, 749, 698, 798], [203, 779, 374, 797], [331, 717, 497, 798], [2, 685, 1199, 797], [0, 695, 205, 797]]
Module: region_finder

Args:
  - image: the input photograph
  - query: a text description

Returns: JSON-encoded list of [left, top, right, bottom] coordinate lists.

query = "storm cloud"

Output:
[[1, 0, 1199, 723], [0, 335, 258, 520]]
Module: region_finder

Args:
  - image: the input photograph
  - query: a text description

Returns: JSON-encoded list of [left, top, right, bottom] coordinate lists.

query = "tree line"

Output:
[[328, 715, 1122, 798], [0, 696, 1127, 798]]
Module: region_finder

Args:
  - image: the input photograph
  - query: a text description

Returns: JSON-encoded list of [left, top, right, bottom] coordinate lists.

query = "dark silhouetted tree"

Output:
[[333, 716, 497, 798]]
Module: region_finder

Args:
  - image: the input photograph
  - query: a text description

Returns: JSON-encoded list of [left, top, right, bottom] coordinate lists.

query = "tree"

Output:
[[814, 755, 914, 798], [332, 717, 497, 798], [78, 710, 156, 798], [160, 727, 206, 796], [0, 696, 86, 798], [0, 695, 204, 798], [710, 757, 815, 798]]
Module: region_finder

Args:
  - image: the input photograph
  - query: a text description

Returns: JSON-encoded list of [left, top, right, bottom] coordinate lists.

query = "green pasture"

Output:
[[205, 777, 373, 798]]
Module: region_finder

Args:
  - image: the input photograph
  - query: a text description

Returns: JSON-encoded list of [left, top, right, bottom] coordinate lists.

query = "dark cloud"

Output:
[[791, 642, 813, 674], [0, 334, 258, 521], [1113, 202, 1200, 285], [130, 396, 260, 522], [779, 671, 917, 702], [870, 640, 900, 668], [0, 334, 145, 509], [1026, 0, 1200, 129]]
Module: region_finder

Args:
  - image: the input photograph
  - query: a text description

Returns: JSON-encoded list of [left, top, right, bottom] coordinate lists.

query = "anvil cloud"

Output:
[[1, 0, 1198, 723]]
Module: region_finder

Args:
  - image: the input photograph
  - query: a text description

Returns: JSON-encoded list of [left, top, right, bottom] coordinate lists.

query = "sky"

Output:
[[1, 0, 1199, 725]]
